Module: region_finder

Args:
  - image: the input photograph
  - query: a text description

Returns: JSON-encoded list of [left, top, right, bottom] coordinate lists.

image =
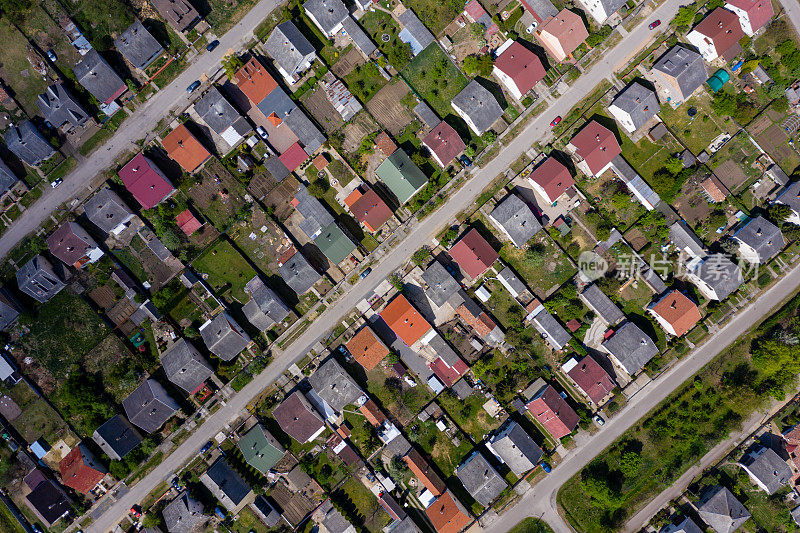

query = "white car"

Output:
[[593, 415, 605, 426], [50, 178, 63, 188], [255, 126, 268, 141]]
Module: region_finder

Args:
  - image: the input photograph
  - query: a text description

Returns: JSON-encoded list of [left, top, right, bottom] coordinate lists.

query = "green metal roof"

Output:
[[314, 223, 356, 265], [237, 424, 285, 475], [375, 150, 428, 204]]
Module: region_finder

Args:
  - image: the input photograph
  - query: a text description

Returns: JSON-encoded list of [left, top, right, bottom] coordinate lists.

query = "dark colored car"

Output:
[[459, 155, 472, 167], [359, 267, 372, 279], [206, 40, 220, 51], [200, 440, 213, 454], [541, 462, 551, 473], [649, 19, 661, 29], [187, 80, 201, 93], [550, 116, 562, 127]]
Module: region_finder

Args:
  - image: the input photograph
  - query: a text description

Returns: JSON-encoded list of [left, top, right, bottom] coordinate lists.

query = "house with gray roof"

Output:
[[0, 291, 20, 332], [16, 255, 66, 303], [318, 500, 356, 533], [522, 0, 559, 23], [151, 0, 199, 33], [774, 180, 800, 224], [242, 276, 290, 331], [295, 185, 335, 239], [303, 0, 348, 38], [398, 8, 434, 56], [651, 45, 708, 104], [307, 358, 363, 419], [661, 517, 704, 533], [421, 260, 461, 308], [529, 306, 571, 351], [115, 20, 163, 70], [84, 188, 135, 235], [609, 155, 661, 210], [5, 121, 55, 167], [162, 491, 204, 533], [74, 49, 127, 105], [265, 21, 317, 84], [342, 16, 377, 57], [488, 194, 541, 247], [0, 159, 22, 200], [251, 496, 280, 528], [452, 80, 504, 136], [580, 283, 624, 325], [122, 379, 180, 433], [766, 164, 789, 186], [264, 156, 290, 182], [608, 82, 659, 134], [278, 249, 321, 295], [697, 486, 751, 533], [199, 312, 250, 361], [486, 421, 543, 476], [732, 215, 784, 264], [601, 321, 658, 376], [194, 87, 251, 149], [456, 451, 508, 507], [576, 0, 627, 24], [497, 266, 527, 299], [284, 106, 325, 154], [739, 446, 792, 494], [160, 339, 214, 395], [685, 254, 743, 301], [414, 101, 439, 129], [200, 458, 253, 513], [37, 83, 89, 133], [92, 414, 142, 460], [670, 220, 708, 259]]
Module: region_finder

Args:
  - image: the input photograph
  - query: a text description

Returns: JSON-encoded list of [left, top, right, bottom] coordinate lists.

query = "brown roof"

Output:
[[425, 491, 471, 533], [693, 8, 745, 57], [47, 221, 95, 267], [162, 124, 210, 173], [312, 154, 329, 170], [449, 228, 499, 279], [566, 355, 615, 405], [359, 399, 387, 427], [539, 9, 588, 57], [375, 131, 397, 156], [404, 448, 446, 496], [701, 176, 727, 202], [493, 41, 546, 95], [649, 290, 701, 337], [456, 304, 494, 337], [529, 156, 574, 201], [349, 187, 393, 233], [272, 391, 325, 443], [422, 121, 465, 166], [569, 120, 621, 176], [59, 445, 105, 494], [346, 326, 390, 370]]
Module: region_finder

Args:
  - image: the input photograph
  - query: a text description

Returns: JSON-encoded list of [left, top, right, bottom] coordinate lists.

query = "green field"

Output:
[[402, 43, 469, 118], [192, 239, 257, 303]]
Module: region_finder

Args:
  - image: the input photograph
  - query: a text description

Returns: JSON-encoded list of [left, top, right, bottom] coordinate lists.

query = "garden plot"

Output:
[[658, 93, 737, 155], [709, 133, 762, 193], [301, 87, 345, 133], [341, 110, 381, 154], [192, 239, 257, 304], [331, 47, 365, 78], [748, 105, 800, 174], [188, 159, 249, 231], [0, 20, 51, 116], [229, 205, 292, 275], [498, 232, 577, 299], [365, 80, 415, 136], [402, 43, 469, 118]]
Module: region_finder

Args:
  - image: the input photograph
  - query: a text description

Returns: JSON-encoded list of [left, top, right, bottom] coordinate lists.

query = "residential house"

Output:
[[344, 185, 393, 233], [162, 491, 204, 533], [25, 477, 72, 528], [426, 334, 470, 386], [251, 495, 281, 528], [421, 260, 461, 308], [488, 194, 541, 247], [567, 120, 621, 177], [451, 80, 504, 136], [118, 153, 176, 209], [774, 180, 800, 224], [37, 83, 89, 133], [579, 283, 624, 325], [609, 154, 661, 211], [242, 276, 290, 332], [562, 355, 616, 405], [425, 491, 471, 533], [651, 45, 708, 104], [175, 209, 202, 236], [83, 188, 135, 236], [238, 423, 285, 475], [16, 255, 66, 303], [0, 291, 20, 332], [486, 421, 543, 476], [47, 221, 104, 268], [375, 149, 428, 205], [525, 381, 579, 439], [303, 0, 348, 38], [318, 71, 362, 121], [194, 87, 252, 149], [380, 294, 434, 346], [5, 121, 55, 167], [528, 156, 575, 204], [346, 325, 390, 370], [608, 82, 659, 133], [576, 0, 626, 24], [492, 40, 546, 100], [162, 124, 211, 173], [536, 10, 589, 62], [497, 267, 528, 300], [160, 339, 214, 395], [265, 21, 317, 84], [0, 158, 25, 203], [647, 290, 701, 337], [278, 247, 321, 295], [732, 215, 784, 264], [404, 448, 446, 496], [701, 176, 728, 203], [151, 0, 200, 33], [766, 164, 789, 186], [307, 358, 363, 420], [685, 254, 743, 300], [739, 446, 792, 494], [456, 451, 508, 507], [455, 297, 505, 347], [600, 321, 659, 376], [696, 486, 751, 533], [530, 307, 571, 350], [74, 49, 126, 105], [670, 220, 708, 259], [272, 390, 326, 443], [422, 121, 466, 168], [199, 312, 251, 361], [414, 101, 439, 129], [341, 16, 377, 58], [449, 228, 499, 279], [397, 8, 435, 56], [318, 500, 357, 533], [725, 0, 774, 36], [687, 8, 745, 62], [123, 379, 179, 433], [200, 457, 254, 513], [59, 443, 107, 494], [293, 185, 356, 265], [464, 0, 499, 37], [661, 517, 705, 533], [115, 20, 163, 70], [520, 0, 559, 24], [92, 414, 142, 461]]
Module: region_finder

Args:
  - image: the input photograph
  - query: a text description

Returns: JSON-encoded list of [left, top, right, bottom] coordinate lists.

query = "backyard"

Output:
[[333, 477, 391, 533], [659, 93, 738, 154], [498, 233, 577, 299], [401, 43, 469, 118], [438, 388, 502, 442], [192, 239, 257, 303]]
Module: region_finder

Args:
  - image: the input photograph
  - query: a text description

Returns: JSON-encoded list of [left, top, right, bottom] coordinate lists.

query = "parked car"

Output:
[[550, 116, 562, 127], [459, 155, 472, 167], [187, 80, 201, 93], [649, 19, 661, 29], [200, 440, 213, 454], [359, 267, 372, 279], [46, 50, 57, 62], [593, 415, 605, 426], [130, 505, 142, 518], [256, 126, 269, 141], [206, 40, 220, 51], [541, 461, 551, 473], [50, 178, 63, 188]]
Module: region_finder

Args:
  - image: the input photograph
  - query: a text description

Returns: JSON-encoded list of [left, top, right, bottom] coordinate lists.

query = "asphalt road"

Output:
[[0, 0, 284, 262], [780, 0, 800, 36]]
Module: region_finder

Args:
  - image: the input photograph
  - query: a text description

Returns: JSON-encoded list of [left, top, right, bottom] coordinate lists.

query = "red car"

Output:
[[130, 505, 142, 518], [649, 19, 661, 29], [550, 116, 562, 127]]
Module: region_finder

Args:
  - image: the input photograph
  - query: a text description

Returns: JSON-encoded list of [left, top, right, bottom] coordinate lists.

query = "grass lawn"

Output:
[[12, 397, 71, 444], [402, 43, 468, 118], [0, 20, 51, 115], [438, 389, 502, 442], [351, 362, 433, 426], [498, 233, 577, 298], [402, 0, 460, 34], [79, 110, 129, 156], [410, 418, 473, 477], [484, 280, 527, 330], [344, 61, 388, 103], [510, 517, 555, 533], [360, 10, 413, 71], [0, 499, 26, 533], [334, 477, 391, 533], [192, 239, 257, 303], [228, 205, 280, 275], [658, 93, 738, 154], [112, 248, 147, 283], [619, 131, 680, 189], [223, 505, 272, 533], [204, 0, 262, 33]]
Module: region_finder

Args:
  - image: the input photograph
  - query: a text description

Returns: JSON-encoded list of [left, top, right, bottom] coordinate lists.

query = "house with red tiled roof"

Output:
[[425, 490, 472, 533], [118, 153, 176, 209], [374, 131, 397, 157], [162, 124, 211, 173], [359, 399, 387, 426], [647, 289, 702, 337], [59, 443, 107, 494], [725, 0, 773, 36], [528, 156, 574, 204], [687, 7, 745, 62], [175, 209, 203, 236], [404, 448, 446, 496], [537, 9, 588, 62], [277, 141, 308, 171], [567, 120, 621, 177], [380, 294, 434, 346], [701, 176, 728, 203], [234, 57, 279, 105], [422, 121, 465, 168], [346, 325, 390, 370], [449, 228, 499, 279], [345, 185, 393, 233], [492, 40, 546, 100], [563, 355, 616, 406], [525, 381, 579, 439]]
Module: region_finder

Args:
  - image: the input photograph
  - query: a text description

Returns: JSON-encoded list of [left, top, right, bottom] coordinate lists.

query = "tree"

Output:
[[308, 177, 330, 198], [462, 54, 492, 77], [481, 131, 496, 144], [672, 4, 698, 27], [581, 472, 621, 507], [710, 90, 738, 117], [664, 157, 685, 174], [767, 203, 792, 225], [619, 452, 642, 477], [160, 227, 181, 251], [411, 247, 431, 265], [222, 54, 244, 80]]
